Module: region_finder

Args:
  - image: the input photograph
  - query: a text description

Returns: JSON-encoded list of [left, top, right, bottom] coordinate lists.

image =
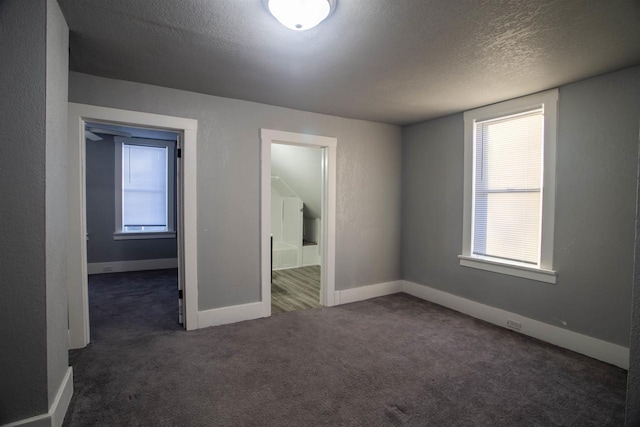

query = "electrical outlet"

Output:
[[103, 266, 113, 272], [507, 319, 522, 330]]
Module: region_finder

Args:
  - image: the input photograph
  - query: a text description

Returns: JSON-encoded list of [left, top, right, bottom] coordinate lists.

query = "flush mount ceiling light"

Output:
[[264, 0, 336, 31]]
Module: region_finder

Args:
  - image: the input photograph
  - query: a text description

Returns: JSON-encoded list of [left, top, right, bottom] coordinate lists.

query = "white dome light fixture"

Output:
[[265, 0, 336, 31]]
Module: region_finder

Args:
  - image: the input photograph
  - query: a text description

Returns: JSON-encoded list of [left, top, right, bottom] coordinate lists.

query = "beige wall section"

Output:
[[69, 72, 402, 310], [271, 143, 323, 220], [402, 66, 640, 347]]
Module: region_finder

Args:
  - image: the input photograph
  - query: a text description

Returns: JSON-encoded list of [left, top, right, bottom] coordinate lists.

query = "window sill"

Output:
[[113, 231, 176, 241], [458, 255, 557, 284]]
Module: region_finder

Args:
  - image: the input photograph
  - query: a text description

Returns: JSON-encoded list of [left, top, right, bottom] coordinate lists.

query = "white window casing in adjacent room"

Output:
[[459, 89, 558, 284], [114, 137, 176, 240]]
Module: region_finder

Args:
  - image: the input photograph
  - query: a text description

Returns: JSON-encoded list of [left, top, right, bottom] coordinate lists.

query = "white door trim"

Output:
[[67, 103, 199, 349], [260, 129, 337, 316]]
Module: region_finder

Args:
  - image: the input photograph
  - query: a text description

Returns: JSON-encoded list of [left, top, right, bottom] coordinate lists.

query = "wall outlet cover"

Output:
[[507, 319, 522, 330]]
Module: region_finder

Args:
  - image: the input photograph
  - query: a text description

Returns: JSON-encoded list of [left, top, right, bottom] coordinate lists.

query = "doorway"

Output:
[[68, 103, 199, 349], [270, 143, 323, 313], [260, 129, 337, 317], [84, 122, 181, 334]]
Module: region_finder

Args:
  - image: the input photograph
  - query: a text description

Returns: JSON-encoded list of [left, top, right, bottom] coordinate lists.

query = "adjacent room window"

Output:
[[459, 90, 558, 283], [114, 137, 176, 239]]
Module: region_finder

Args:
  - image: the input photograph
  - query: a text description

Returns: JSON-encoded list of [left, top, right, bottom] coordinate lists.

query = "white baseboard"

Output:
[[335, 280, 403, 305], [4, 367, 73, 427], [197, 279, 404, 330], [302, 261, 321, 267], [197, 301, 266, 329], [50, 368, 73, 427], [402, 280, 630, 369], [87, 258, 178, 275]]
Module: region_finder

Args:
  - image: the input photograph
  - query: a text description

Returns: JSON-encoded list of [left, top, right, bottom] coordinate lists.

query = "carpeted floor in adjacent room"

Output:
[[63, 269, 627, 426]]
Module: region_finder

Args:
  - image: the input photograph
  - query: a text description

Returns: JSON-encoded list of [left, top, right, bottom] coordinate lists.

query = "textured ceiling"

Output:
[[58, 0, 640, 125]]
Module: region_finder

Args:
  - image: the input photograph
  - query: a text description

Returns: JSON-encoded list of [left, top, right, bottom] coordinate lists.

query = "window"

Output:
[[114, 137, 176, 240], [459, 90, 558, 283]]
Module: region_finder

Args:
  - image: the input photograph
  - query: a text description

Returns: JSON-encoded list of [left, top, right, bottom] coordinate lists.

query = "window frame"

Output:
[[114, 137, 176, 240], [459, 89, 558, 284]]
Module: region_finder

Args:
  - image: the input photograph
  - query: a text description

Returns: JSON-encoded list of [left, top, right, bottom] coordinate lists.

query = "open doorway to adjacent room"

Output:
[[270, 143, 323, 313], [260, 129, 337, 317], [67, 103, 199, 349], [84, 122, 181, 339]]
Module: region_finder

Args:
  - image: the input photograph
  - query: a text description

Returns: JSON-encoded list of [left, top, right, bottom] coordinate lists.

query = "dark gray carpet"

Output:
[[64, 270, 627, 426]]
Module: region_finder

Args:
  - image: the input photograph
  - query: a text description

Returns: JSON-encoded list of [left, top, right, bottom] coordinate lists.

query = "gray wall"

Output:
[[0, 1, 48, 421], [402, 66, 640, 347], [0, 0, 69, 423], [85, 135, 177, 263], [45, 0, 70, 410], [69, 72, 402, 310], [627, 155, 640, 424], [271, 144, 323, 219]]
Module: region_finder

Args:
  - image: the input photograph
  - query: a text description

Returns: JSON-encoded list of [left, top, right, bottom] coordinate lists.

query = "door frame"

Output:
[[260, 129, 337, 316], [67, 103, 199, 349]]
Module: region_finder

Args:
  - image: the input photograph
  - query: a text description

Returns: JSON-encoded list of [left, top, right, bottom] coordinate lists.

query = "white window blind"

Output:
[[122, 144, 168, 231], [473, 109, 543, 266]]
